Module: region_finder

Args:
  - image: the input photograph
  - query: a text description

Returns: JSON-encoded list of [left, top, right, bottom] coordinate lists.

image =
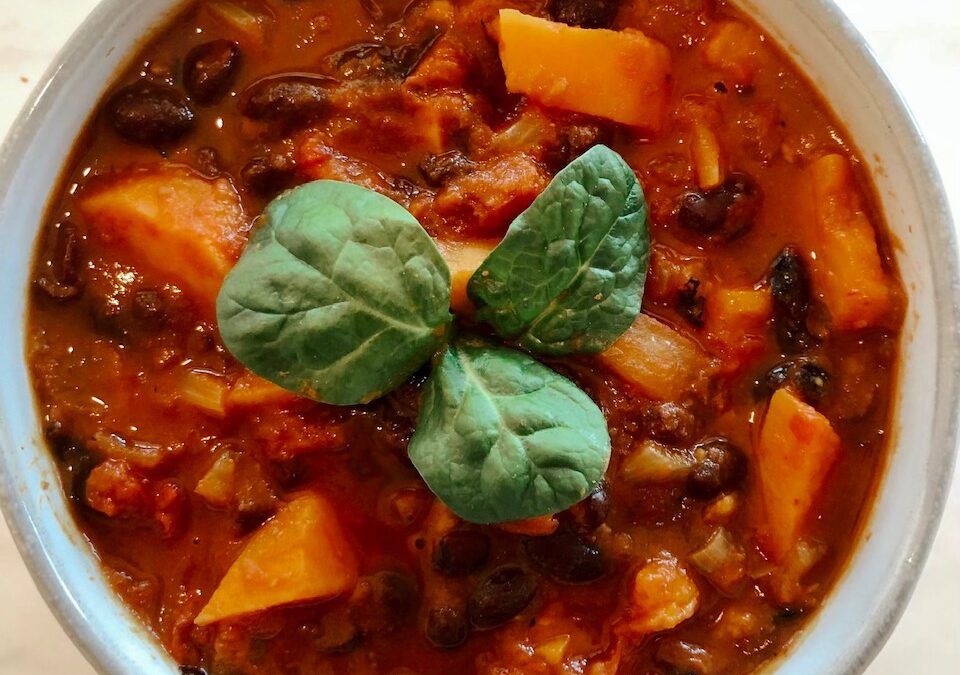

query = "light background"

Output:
[[0, 0, 957, 672]]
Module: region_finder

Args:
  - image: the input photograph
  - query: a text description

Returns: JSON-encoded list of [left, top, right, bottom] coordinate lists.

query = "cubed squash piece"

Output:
[[755, 389, 841, 562], [598, 314, 711, 400], [79, 167, 246, 311], [705, 287, 772, 362], [701, 21, 764, 87], [195, 493, 357, 625], [807, 154, 891, 330], [436, 239, 498, 315], [497, 10, 672, 131]]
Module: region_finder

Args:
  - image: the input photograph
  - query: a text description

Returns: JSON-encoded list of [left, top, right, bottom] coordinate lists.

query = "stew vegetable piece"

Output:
[[28, 1, 904, 673]]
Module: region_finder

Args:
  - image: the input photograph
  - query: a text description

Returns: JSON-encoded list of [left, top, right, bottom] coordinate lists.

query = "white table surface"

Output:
[[0, 0, 957, 673]]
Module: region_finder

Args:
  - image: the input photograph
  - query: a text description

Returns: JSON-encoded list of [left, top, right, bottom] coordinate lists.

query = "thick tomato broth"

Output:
[[28, 0, 904, 673]]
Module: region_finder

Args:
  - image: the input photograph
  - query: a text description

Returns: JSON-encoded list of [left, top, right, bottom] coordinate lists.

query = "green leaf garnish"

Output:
[[216, 180, 452, 405], [408, 337, 611, 523], [467, 144, 650, 355]]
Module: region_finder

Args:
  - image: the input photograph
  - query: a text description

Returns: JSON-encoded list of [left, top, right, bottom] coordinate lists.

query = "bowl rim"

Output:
[[0, 0, 957, 673]]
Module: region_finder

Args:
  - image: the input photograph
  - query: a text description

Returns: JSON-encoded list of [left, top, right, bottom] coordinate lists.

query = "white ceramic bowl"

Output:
[[0, 0, 956, 673]]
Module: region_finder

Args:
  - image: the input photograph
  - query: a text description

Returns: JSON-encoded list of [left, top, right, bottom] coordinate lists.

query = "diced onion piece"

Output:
[[180, 370, 228, 418], [690, 124, 724, 190], [92, 432, 173, 470], [621, 440, 695, 484], [195, 452, 237, 509], [206, 1, 270, 45], [767, 539, 827, 605], [689, 528, 746, 593]]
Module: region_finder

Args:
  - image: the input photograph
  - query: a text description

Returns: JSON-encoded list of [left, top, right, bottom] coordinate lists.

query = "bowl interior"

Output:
[[0, 1, 956, 673]]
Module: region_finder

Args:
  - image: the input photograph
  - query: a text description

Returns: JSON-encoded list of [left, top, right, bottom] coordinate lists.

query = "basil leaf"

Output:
[[408, 338, 611, 523], [467, 144, 649, 355], [217, 180, 452, 405]]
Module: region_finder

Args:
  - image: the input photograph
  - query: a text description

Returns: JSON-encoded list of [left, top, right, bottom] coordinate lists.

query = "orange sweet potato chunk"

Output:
[[435, 239, 497, 316], [701, 20, 764, 87], [755, 389, 841, 562], [705, 287, 772, 362], [195, 493, 357, 625], [497, 10, 672, 131], [79, 166, 246, 311], [598, 314, 711, 401], [807, 154, 891, 330]]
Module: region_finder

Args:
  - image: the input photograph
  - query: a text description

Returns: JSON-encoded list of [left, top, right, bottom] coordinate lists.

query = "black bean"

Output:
[[108, 80, 195, 145], [677, 173, 762, 242], [688, 438, 747, 498], [241, 76, 330, 129], [794, 361, 831, 401], [769, 246, 813, 351], [425, 606, 470, 649], [418, 151, 476, 187], [37, 221, 83, 300], [183, 40, 240, 105], [353, 570, 420, 633], [297, 612, 362, 654], [241, 154, 298, 195], [676, 277, 705, 327], [567, 480, 611, 532], [654, 639, 714, 675], [757, 358, 831, 403], [179, 667, 208, 675], [549, 0, 621, 28], [58, 442, 96, 505], [330, 33, 441, 81], [434, 530, 491, 577], [468, 565, 537, 630], [762, 361, 792, 393], [523, 530, 608, 584]]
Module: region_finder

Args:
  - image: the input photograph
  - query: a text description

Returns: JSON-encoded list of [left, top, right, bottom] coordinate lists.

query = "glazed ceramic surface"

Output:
[[0, 0, 955, 673]]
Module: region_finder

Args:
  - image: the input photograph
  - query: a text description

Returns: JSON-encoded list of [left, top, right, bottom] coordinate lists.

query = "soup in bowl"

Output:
[[0, 1, 956, 674]]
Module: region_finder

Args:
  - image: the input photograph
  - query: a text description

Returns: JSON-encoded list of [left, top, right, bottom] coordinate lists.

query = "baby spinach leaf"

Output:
[[467, 144, 649, 355], [217, 180, 452, 405], [408, 337, 611, 524]]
